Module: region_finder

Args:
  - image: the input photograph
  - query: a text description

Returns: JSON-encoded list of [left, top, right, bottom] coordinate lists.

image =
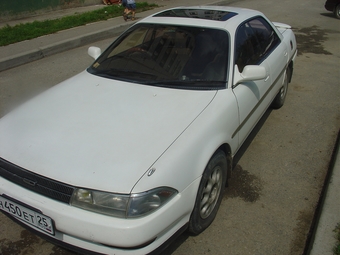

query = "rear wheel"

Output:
[[271, 68, 290, 109], [334, 4, 340, 19], [188, 150, 227, 235]]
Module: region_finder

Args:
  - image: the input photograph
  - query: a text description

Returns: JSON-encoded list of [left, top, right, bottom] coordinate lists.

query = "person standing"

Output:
[[103, 0, 116, 5], [121, 0, 136, 21]]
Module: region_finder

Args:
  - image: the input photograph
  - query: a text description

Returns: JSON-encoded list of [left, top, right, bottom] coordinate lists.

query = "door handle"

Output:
[[265, 76, 270, 82]]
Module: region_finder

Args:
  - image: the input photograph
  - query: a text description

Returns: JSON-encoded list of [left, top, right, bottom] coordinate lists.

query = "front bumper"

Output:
[[0, 176, 200, 255]]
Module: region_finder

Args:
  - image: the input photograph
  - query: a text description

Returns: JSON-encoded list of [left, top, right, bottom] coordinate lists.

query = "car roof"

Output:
[[138, 6, 264, 31]]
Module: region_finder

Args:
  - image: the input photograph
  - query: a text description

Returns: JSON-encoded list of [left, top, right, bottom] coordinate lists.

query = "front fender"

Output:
[[132, 88, 239, 194]]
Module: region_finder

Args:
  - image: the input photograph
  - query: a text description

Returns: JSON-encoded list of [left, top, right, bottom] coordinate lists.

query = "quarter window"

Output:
[[235, 17, 280, 72]]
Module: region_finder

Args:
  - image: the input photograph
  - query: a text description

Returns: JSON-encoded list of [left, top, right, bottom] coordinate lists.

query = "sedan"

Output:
[[325, 0, 340, 18], [0, 6, 297, 255]]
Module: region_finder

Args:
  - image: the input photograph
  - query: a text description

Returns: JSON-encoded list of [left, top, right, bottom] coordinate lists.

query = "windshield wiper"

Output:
[[146, 79, 225, 85], [92, 68, 158, 80]]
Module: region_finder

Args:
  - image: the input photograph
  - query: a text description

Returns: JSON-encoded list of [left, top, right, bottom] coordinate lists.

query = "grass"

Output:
[[0, 2, 157, 46], [334, 223, 340, 255]]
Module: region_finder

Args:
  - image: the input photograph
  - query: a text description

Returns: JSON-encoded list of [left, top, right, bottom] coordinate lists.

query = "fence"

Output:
[[0, 0, 102, 21]]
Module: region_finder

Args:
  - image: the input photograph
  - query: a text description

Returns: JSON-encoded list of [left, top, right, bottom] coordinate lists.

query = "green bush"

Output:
[[0, 2, 157, 46]]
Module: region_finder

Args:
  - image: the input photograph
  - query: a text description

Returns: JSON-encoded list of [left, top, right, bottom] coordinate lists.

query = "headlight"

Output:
[[70, 187, 177, 218]]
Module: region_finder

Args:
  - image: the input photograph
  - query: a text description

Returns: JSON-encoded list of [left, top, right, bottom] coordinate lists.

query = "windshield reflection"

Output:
[[88, 24, 229, 89]]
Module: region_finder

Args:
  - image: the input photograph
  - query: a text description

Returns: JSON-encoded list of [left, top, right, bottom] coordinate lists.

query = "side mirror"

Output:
[[233, 65, 267, 85], [88, 46, 102, 60]]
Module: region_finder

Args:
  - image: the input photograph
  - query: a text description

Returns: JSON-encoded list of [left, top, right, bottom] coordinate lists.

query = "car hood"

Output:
[[0, 71, 216, 193]]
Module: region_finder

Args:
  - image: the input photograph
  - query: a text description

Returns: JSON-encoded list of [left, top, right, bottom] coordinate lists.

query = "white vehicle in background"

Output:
[[0, 6, 297, 255]]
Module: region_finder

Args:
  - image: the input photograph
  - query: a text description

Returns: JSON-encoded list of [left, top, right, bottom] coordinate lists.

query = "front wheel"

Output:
[[188, 150, 227, 235]]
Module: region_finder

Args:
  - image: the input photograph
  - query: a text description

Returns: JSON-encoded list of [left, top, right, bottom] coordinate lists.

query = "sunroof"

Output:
[[153, 9, 238, 21]]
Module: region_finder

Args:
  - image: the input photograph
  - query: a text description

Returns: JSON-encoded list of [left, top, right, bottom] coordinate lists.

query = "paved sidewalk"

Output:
[[0, 2, 339, 254]]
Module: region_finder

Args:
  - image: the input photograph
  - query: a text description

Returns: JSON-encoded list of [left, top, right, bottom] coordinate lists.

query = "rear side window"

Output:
[[235, 17, 280, 72]]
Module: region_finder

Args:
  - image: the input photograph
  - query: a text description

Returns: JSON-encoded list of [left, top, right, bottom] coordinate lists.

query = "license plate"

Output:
[[0, 195, 54, 235]]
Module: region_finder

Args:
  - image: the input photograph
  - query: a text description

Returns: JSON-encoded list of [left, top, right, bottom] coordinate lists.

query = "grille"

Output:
[[0, 158, 74, 204]]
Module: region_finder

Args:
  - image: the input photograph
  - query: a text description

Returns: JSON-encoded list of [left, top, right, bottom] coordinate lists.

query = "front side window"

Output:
[[88, 24, 229, 89], [235, 17, 280, 72]]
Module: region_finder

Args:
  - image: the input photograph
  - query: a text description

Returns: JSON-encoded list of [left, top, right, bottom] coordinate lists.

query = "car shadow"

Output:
[[320, 12, 338, 19], [232, 108, 272, 168], [161, 232, 190, 255]]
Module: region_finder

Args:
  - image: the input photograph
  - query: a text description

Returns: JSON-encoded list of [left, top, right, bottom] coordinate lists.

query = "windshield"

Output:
[[88, 24, 229, 90]]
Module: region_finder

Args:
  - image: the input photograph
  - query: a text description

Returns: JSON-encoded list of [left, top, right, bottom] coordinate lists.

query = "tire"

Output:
[[271, 68, 290, 109], [334, 4, 340, 19], [188, 150, 227, 235]]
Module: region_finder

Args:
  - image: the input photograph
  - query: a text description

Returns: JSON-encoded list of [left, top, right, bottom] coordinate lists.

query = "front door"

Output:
[[231, 17, 284, 147]]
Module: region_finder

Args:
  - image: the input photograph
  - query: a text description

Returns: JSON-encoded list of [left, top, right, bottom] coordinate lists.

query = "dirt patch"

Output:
[[0, 229, 40, 255], [293, 25, 338, 55], [225, 164, 263, 202]]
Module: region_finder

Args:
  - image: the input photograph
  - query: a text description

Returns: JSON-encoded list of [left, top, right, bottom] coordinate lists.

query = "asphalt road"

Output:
[[0, 0, 339, 254]]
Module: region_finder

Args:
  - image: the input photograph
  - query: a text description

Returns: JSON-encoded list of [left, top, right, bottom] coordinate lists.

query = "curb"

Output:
[[304, 130, 340, 255], [0, 22, 131, 72]]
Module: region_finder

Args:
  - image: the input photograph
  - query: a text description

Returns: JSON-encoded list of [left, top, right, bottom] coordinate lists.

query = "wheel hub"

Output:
[[208, 184, 218, 203], [200, 166, 222, 219]]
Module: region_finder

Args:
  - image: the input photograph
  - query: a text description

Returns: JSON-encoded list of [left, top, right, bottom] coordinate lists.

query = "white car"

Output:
[[0, 6, 297, 255]]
